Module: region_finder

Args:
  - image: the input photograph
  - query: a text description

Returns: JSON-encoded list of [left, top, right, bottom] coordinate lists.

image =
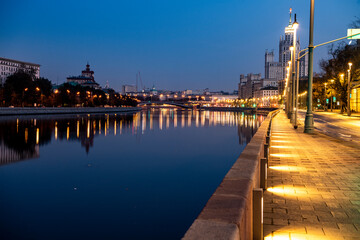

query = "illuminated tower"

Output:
[[81, 62, 95, 81], [277, 9, 308, 81]]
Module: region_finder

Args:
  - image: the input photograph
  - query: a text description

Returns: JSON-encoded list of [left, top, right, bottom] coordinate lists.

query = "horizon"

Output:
[[0, 0, 359, 92]]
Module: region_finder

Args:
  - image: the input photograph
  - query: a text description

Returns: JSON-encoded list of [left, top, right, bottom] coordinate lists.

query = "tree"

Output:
[[4, 70, 36, 106], [319, 41, 360, 113]]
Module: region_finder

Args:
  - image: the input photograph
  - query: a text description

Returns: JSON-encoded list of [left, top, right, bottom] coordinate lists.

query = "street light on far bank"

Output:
[[324, 83, 328, 111], [347, 62, 352, 116], [340, 73, 345, 83]]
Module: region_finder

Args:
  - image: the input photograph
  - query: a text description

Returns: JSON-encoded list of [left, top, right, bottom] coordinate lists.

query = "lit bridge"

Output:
[[138, 101, 194, 109]]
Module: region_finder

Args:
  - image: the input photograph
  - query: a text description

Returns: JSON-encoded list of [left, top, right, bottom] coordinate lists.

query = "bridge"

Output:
[[138, 101, 194, 109], [138, 101, 277, 113]]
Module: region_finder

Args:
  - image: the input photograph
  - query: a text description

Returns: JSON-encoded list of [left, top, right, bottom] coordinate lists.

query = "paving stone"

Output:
[[264, 111, 360, 240]]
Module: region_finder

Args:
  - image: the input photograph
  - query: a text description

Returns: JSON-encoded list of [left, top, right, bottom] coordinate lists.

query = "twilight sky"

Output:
[[0, 0, 359, 92]]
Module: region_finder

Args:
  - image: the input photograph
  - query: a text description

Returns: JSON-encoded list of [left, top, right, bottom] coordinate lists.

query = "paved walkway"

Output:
[[264, 111, 360, 240]]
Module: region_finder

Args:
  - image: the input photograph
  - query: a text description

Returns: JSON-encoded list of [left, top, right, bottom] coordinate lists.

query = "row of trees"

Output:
[[311, 18, 360, 113], [0, 71, 138, 107], [312, 40, 359, 113]]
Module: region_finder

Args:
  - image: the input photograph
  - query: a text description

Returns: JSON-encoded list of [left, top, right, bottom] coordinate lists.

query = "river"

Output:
[[0, 108, 264, 239]]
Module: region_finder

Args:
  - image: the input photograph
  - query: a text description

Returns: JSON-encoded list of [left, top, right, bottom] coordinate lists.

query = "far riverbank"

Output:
[[0, 107, 141, 116]]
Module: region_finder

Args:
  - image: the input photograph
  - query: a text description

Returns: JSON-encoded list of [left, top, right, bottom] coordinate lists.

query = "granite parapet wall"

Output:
[[183, 110, 279, 240]]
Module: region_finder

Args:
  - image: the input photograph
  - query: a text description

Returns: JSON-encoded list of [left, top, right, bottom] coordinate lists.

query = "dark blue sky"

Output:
[[1, 0, 359, 91]]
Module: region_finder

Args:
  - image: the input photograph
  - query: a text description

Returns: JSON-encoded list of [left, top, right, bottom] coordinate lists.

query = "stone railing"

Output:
[[183, 109, 279, 240]]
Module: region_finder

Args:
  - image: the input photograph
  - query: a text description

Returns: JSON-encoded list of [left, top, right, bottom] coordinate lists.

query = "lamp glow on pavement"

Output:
[[264, 235, 290, 240], [270, 153, 295, 158], [270, 145, 292, 149], [267, 185, 308, 197], [265, 230, 339, 240], [269, 166, 305, 172], [270, 135, 292, 139], [271, 140, 292, 143]]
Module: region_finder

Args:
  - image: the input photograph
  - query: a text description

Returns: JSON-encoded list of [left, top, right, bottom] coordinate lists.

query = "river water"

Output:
[[0, 108, 264, 240]]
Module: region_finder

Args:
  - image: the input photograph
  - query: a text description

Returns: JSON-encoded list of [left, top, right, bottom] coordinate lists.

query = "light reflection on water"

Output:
[[0, 108, 264, 240]]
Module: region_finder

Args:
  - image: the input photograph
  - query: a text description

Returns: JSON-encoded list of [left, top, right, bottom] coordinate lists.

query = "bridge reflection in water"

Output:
[[0, 108, 264, 166]]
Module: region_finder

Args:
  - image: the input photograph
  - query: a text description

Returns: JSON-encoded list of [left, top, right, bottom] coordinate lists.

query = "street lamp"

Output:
[[304, 0, 315, 133], [330, 79, 334, 112], [347, 62, 352, 116], [290, 15, 298, 124], [324, 83, 327, 111], [294, 48, 308, 129], [286, 62, 291, 116], [35, 87, 42, 106], [288, 47, 294, 120]]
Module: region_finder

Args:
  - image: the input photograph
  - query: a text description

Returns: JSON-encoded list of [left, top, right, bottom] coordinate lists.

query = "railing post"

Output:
[[264, 143, 269, 160], [260, 158, 267, 190], [253, 188, 264, 240]]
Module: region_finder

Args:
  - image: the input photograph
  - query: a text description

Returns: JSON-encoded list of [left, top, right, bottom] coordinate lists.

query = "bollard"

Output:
[[253, 188, 263, 240], [260, 158, 268, 190], [267, 123, 271, 136]]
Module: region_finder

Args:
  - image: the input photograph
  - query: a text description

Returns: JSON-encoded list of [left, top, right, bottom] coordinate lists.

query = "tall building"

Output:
[[265, 9, 308, 95], [238, 73, 261, 99], [67, 63, 99, 88], [122, 85, 137, 94], [0, 57, 40, 85], [264, 50, 283, 80], [279, 10, 308, 79]]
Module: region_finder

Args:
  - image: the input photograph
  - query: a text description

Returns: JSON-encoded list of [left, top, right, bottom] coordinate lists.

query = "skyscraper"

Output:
[[265, 9, 308, 94], [264, 50, 283, 80]]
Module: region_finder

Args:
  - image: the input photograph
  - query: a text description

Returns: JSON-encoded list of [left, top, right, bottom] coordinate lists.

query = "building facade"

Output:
[[122, 85, 137, 94], [238, 73, 262, 99], [67, 63, 99, 88], [0, 57, 40, 85], [351, 84, 360, 113], [264, 50, 283, 81], [254, 86, 279, 107]]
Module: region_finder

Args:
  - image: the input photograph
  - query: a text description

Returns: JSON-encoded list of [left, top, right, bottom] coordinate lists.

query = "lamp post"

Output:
[[286, 63, 291, 117], [340, 73, 345, 112], [304, 0, 315, 133], [294, 48, 308, 129], [291, 16, 299, 124], [324, 83, 327, 111], [330, 79, 334, 112], [289, 47, 294, 121], [36, 87, 42, 106], [347, 62, 352, 116]]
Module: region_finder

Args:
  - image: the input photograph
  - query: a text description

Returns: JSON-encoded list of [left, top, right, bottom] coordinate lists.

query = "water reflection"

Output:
[[0, 109, 264, 166]]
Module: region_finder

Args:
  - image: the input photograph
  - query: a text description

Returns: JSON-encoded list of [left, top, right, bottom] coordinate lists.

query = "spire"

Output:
[[289, 8, 292, 26]]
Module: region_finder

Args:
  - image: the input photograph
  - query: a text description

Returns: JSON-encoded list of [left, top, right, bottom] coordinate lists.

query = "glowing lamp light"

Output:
[[293, 22, 299, 29]]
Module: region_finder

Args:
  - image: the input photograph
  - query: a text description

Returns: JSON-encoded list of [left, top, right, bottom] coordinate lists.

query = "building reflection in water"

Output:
[[0, 108, 264, 166]]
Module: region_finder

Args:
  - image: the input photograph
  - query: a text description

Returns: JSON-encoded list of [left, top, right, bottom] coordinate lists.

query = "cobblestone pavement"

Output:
[[264, 111, 360, 240]]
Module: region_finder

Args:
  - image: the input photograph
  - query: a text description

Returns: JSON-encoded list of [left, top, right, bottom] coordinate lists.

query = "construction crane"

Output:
[[136, 71, 144, 92]]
